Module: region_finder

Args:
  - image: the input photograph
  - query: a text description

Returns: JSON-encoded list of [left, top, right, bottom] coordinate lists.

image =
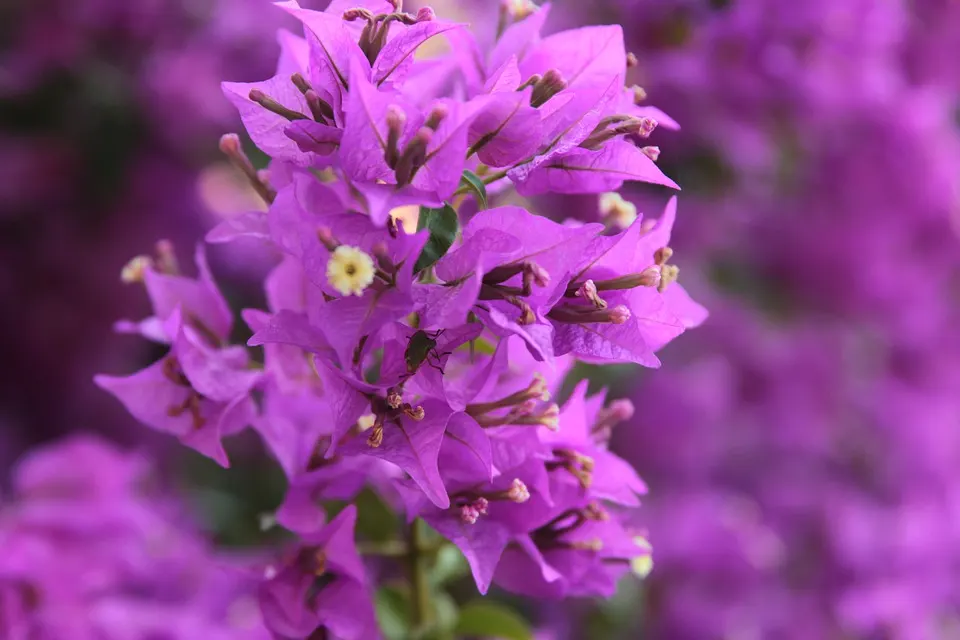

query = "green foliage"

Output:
[[415, 204, 460, 273], [454, 600, 533, 640], [459, 170, 488, 209]]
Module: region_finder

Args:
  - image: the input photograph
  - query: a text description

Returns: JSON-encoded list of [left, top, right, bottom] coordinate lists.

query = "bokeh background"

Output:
[[3, 0, 960, 638]]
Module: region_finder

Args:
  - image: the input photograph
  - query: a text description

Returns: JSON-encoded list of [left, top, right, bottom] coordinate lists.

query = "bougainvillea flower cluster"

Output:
[[95, 0, 704, 636]]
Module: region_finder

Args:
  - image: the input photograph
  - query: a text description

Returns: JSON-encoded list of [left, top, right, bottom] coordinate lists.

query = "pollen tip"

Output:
[[121, 255, 152, 284]]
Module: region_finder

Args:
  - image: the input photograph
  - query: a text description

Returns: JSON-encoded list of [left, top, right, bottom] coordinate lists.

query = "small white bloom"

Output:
[[326, 245, 375, 296]]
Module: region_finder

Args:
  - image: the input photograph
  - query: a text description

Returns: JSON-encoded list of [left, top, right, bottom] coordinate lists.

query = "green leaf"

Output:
[[430, 544, 470, 586], [415, 204, 460, 273], [454, 601, 533, 640], [376, 586, 411, 640], [459, 170, 488, 209]]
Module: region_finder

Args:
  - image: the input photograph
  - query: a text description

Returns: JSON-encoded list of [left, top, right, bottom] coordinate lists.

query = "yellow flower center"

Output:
[[327, 245, 375, 297]]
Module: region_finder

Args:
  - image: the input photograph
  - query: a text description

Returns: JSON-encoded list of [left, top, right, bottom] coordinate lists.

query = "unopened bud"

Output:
[[416, 7, 436, 21]]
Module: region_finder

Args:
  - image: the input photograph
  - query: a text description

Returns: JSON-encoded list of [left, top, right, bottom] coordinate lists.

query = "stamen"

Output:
[[342, 8, 375, 22], [219, 133, 276, 203], [155, 240, 179, 274], [506, 478, 530, 503], [548, 449, 595, 488], [655, 246, 673, 266], [386, 387, 403, 409], [630, 85, 648, 104], [248, 89, 309, 121], [569, 538, 604, 552], [592, 398, 635, 440], [367, 416, 385, 447], [584, 502, 609, 521], [530, 69, 567, 108], [316, 227, 338, 251], [394, 127, 432, 186], [304, 90, 335, 123], [313, 550, 328, 576], [581, 116, 657, 150], [465, 374, 550, 417], [424, 104, 449, 131], [659, 265, 679, 293], [458, 497, 489, 524], [568, 268, 661, 295], [385, 105, 406, 169], [121, 255, 152, 284], [626, 52, 639, 68], [517, 73, 542, 91], [548, 304, 631, 325], [402, 404, 425, 421], [575, 280, 608, 310]]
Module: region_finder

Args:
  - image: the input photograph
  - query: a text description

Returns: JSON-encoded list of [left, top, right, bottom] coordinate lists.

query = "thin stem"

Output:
[[357, 540, 408, 557], [408, 518, 431, 632]]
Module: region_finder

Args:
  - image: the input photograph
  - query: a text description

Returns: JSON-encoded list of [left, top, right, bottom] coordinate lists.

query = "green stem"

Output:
[[357, 540, 408, 557], [408, 518, 431, 633]]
